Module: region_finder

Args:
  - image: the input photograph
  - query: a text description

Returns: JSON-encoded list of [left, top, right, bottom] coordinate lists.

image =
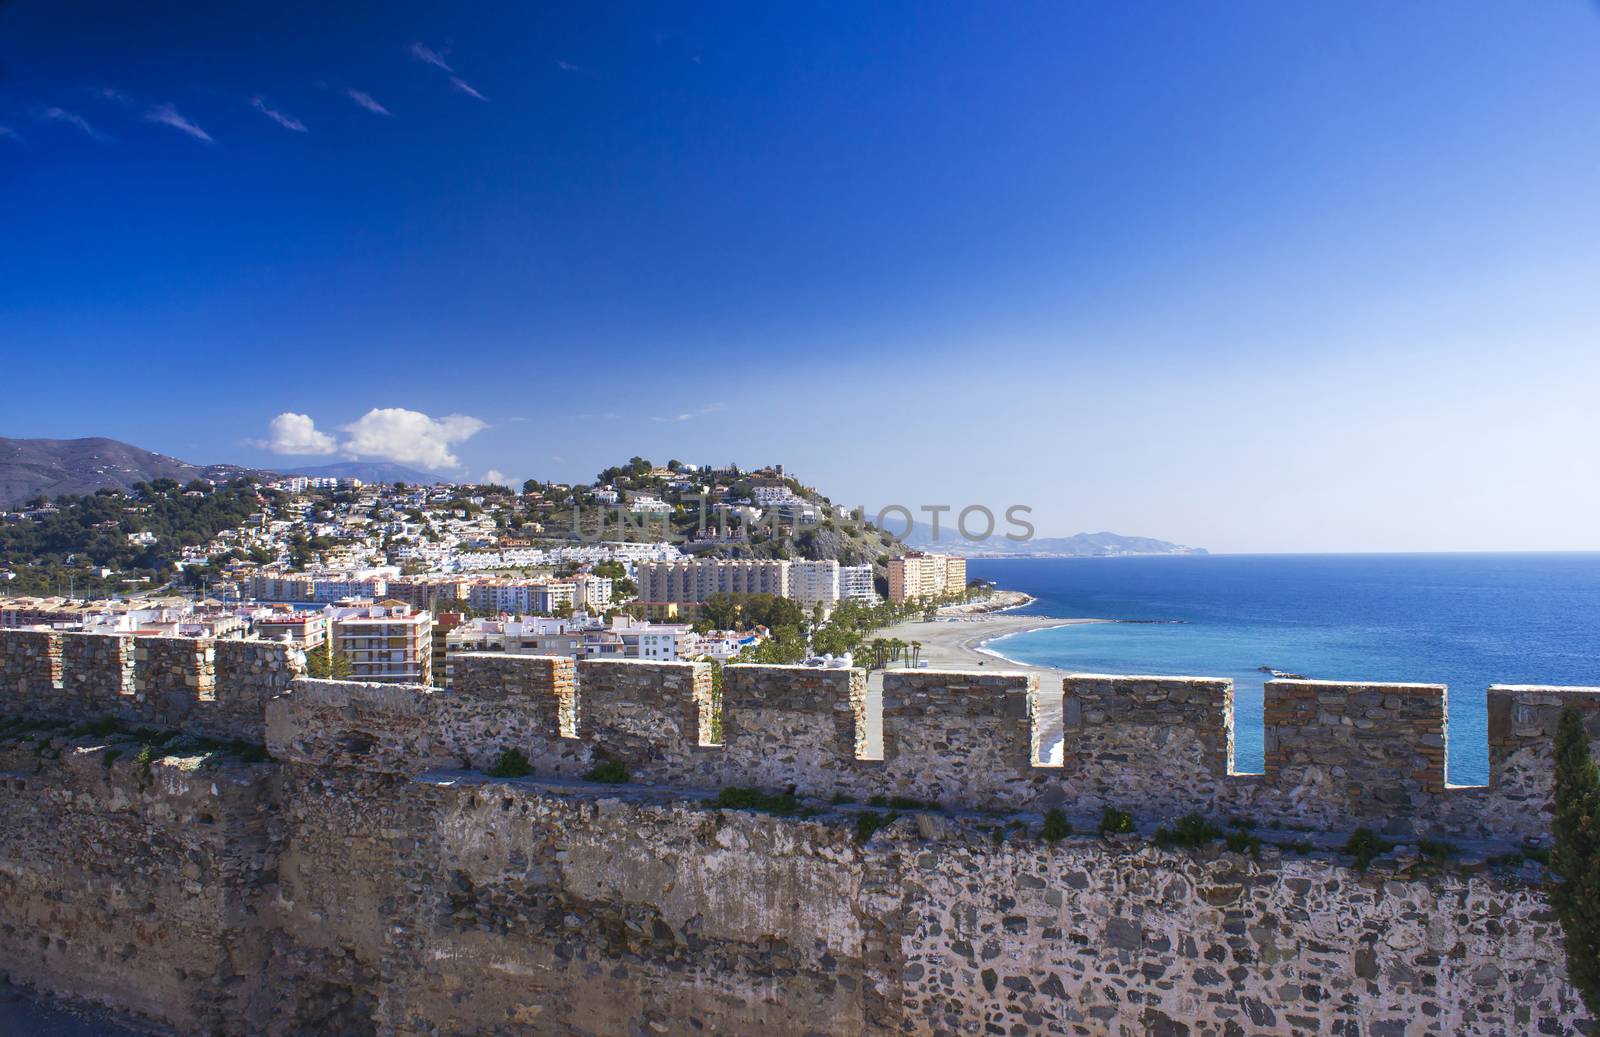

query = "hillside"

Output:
[[0, 437, 267, 509], [535, 460, 906, 569]]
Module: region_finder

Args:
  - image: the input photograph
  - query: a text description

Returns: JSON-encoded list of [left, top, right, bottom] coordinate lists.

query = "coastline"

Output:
[[869, 607, 1103, 679]]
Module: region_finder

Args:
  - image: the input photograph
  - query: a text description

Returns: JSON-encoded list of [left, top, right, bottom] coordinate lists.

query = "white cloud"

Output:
[[652, 401, 726, 423], [40, 106, 109, 142], [410, 42, 454, 72], [255, 412, 337, 455], [339, 408, 486, 470], [251, 97, 307, 132], [146, 103, 213, 143], [450, 76, 487, 101], [0, 126, 20, 144], [346, 89, 390, 116], [483, 469, 507, 485]]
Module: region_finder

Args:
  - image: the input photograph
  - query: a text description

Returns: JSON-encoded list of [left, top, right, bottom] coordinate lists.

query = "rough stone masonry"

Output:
[[0, 627, 1596, 1036]]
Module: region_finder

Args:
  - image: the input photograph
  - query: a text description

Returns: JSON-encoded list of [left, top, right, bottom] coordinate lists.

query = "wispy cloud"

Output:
[[410, 42, 454, 72], [346, 89, 390, 116], [251, 97, 307, 132], [652, 402, 727, 423], [0, 126, 21, 145], [146, 103, 213, 143], [557, 60, 581, 73], [97, 88, 132, 106], [412, 42, 487, 101], [450, 76, 487, 101], [39, 106, 109, 142]]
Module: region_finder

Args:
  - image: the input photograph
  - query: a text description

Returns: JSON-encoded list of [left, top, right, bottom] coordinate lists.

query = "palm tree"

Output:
[[910, 640, 922, 668]]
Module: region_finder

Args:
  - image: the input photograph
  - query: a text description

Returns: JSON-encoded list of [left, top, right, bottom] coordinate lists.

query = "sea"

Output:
[[969, 553, 1600, 785]]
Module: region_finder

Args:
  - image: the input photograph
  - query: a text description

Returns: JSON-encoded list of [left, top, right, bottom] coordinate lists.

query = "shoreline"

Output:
[[870, 606, 1103, 679]]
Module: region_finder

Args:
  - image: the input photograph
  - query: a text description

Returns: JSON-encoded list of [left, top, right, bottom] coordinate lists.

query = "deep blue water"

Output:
[[970, 554, 1600, 785]]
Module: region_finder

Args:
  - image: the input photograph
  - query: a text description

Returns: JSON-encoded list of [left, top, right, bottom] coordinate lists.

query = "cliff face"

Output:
[[0, 629, 1592, 1035]]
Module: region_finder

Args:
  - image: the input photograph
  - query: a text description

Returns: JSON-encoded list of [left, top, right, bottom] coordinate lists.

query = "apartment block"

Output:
[[886, 552, 967, 603], [466, 580, 577, 616], [384, 576, 471, 613], [313, 574, 388, 602], [254, 609, 331, 666], [634, 558, 791, 616], [788, 560, 841, 607], [248, 573, 314, 602], [331, 602, 433, 685], [839, 564, 879, 602]]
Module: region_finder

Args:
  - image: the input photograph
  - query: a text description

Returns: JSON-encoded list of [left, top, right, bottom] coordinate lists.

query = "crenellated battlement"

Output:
[[4, 627, 1597, 841], [0, 628, 301, 741]]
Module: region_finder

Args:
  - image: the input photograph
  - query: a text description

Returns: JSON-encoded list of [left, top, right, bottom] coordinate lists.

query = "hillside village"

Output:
[[0, 459, 979, 683]]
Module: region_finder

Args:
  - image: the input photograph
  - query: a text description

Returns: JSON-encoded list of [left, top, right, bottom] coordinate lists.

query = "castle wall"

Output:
[[0, 737, 276, 1034], [2, 627, 1598, 1035], [1264, 679, 1447, 833], [1058, 674, 1243, 819], [720, 663, 868, 793], [0, 630, 300, 743], [1453, 683, 1600, 841], [881, 670, 1057, 810], [577, 658, 717, 784], [14, 753, 1563, 1037]]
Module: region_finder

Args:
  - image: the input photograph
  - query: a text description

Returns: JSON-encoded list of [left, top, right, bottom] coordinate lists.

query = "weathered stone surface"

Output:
[[1, 629, 1597, 1035], [1263, 679, 1448, 834], [721, 663, 866, 793], [882, 669, 1059, 810]]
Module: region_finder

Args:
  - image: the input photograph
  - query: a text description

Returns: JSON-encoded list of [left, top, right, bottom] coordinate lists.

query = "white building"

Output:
[[627, 495, 671, 514], [839, 564, 878, 602], [788, 560, 841, 607]]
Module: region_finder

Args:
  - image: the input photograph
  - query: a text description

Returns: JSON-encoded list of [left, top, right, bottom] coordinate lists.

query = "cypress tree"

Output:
[[1551, 706, 1600, 1017]]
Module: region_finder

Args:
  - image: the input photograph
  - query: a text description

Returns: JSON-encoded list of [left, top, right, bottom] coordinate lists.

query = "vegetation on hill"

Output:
[[527, 456, 907, 575], [0, 479, 268, 597]]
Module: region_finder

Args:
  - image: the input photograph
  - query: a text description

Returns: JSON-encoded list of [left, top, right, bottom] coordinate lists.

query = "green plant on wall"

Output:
[[1551, 707, 1600, 1019]]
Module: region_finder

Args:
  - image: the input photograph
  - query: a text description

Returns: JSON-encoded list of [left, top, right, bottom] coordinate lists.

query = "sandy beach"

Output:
[[867, 611, 1105, 682]]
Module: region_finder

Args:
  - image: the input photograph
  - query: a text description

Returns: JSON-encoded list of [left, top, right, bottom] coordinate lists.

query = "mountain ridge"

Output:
[[901, 520, 1205, 557], [275, 461, 443, 485], [0, 437, 269, 508]]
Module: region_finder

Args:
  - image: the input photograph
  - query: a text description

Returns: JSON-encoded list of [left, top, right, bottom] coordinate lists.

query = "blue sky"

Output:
[[3, 2, 1599, 552]]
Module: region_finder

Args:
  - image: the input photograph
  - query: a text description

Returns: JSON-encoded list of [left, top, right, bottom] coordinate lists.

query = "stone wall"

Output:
[[1, 728, 1581, 1037], [4, 629, 1600, 1036], [720, 663, 868, 794], [1263, 680, 1447, 833], [0, 630, 301, 743], [249, 642, 1600, 841], [1059, 674, 1242, 820], [264, 659, 589, 779], [0, 735, 276, 1034], [578, 658, 717, 784], [882, 670, 1058, 810]]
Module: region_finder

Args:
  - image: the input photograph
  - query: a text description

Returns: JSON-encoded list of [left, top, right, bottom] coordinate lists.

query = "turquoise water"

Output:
[[970, 554, 1600, 785]]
